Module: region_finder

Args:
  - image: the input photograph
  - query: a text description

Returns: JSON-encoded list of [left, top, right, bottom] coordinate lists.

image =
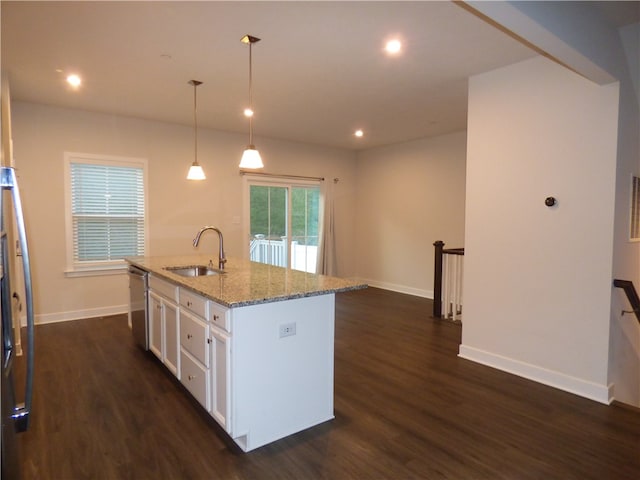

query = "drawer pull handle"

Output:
[[187, 301, 192, 307], [188, 375, 195, 380], [187, 333, 192, 339], [207, 338, 212, 344], [213, 315, 219, 321]]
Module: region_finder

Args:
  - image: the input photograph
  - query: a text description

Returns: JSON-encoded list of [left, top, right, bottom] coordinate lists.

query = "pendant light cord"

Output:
[[248, 41, 253, 145], [193, 82, 199, 164], [239, 34, 262, 169]]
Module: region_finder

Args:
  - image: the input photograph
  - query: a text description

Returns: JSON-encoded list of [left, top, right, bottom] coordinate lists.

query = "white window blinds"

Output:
[[70, 161, 145, 263]]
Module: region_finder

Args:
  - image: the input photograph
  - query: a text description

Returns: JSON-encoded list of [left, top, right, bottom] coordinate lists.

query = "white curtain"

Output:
[[317, 180, 337, 276]]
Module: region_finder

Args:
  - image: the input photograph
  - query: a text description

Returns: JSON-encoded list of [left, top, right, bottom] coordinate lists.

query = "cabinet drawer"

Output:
[[149, 275, 178, 302], [180, 289, 208, 319], [180, 310, 209, 366], [180, 349, 210, 411], [209, 302, 230, 332]]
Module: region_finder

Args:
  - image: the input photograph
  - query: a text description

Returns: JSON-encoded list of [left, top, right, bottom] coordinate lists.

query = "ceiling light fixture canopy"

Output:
[[239, 34, 264, 169], [187, 79, 206, 180]]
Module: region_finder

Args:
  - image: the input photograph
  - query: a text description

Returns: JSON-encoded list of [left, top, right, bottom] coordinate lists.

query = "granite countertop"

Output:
[[126, 255, 367, 308]]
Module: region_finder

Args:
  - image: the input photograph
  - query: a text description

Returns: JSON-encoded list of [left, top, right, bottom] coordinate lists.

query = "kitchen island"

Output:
[[127, 255, 366, 452]]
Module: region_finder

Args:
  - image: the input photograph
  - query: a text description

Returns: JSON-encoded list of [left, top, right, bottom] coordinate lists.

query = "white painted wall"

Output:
[[11, 102, 357, 323], [467, 0, 640, 414], [619, 23, 640, 108], [461, 56, 619, 404], [608, 22, 640, 406], [354, 132, 466, 297]]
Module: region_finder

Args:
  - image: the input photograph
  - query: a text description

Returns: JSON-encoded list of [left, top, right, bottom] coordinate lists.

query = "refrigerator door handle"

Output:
[[2, 167, 34, 432]]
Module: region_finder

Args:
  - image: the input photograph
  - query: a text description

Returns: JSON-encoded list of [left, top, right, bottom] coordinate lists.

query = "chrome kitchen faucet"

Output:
[[193, 226, 227, 270]]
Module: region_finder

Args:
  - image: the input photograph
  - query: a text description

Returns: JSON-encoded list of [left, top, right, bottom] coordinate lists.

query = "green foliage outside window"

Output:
[[250, 185, 319, 246]]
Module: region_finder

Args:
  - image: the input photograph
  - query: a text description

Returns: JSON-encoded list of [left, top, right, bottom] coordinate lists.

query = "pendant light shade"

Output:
[[187, 163, 206, 180], [187, 79, 206, 180], [240, 145, 263, 169], [239, 34, 264, 169]]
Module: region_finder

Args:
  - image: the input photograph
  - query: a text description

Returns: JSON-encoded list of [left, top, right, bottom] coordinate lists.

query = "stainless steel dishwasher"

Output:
[[128, 265, 148, 350]]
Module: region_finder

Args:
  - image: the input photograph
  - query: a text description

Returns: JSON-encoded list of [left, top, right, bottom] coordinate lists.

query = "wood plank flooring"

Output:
[[17, 287, 640, 479]]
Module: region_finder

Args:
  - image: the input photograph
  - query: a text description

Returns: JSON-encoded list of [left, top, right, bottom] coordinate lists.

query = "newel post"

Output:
[[433, 240, 444, 318]]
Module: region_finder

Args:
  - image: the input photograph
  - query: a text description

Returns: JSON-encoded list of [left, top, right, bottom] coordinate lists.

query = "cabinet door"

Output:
[[210, 327, 231, 432], [148, 292, 163, 360], [164, 300, 179, 377]]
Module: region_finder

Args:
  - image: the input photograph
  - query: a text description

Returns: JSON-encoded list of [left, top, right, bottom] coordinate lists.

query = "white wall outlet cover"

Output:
[[279, 322, 296, 338]]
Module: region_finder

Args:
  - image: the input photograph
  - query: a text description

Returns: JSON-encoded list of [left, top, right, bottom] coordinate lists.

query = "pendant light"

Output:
[[187, 79, 206, 180], [239, 34, 264, 169]]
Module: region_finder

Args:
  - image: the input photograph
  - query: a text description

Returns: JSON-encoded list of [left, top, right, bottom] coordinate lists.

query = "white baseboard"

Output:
[[24, 304, 129, 326], [354, 277, 433, 299], [458, 344, 613, 405]]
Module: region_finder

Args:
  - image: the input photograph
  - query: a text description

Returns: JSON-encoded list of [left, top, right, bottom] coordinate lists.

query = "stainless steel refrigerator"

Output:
[[1, 166, 35, 480]]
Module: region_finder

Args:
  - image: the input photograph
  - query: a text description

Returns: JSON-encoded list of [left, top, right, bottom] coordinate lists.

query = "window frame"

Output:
[[242, 174, 322, 272], [63, 152, 149, 277]]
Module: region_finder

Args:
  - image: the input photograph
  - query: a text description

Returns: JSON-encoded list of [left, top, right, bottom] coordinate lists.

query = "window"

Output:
[[244, 176, 321, 273], [631, 175, 640, 241], [65, 153, 147, 275]]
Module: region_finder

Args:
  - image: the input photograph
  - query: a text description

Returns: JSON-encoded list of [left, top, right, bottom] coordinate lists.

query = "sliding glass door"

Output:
[[247, 179, 320, 273]]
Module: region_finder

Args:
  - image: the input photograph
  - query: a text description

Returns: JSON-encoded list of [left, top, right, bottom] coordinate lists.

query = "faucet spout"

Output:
[[193, 226, 227, 270]]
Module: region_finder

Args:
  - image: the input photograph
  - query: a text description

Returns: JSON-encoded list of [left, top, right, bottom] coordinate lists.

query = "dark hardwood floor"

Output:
[[17, 287, 640, 479]]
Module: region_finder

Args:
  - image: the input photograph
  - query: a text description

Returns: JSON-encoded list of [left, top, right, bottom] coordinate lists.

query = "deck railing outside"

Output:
[[250, 235, 290, 267], [250, 235, 318, 273]]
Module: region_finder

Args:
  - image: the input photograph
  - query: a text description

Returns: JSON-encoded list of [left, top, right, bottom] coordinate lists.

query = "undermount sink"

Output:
[[164, 265, 224, 277]]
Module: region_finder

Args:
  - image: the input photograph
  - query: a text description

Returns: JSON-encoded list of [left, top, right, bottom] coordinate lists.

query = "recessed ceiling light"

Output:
[[244, 108, 254, 118], [385, 39, 402, 55], [354, 129, 364, 138], [66, 74, 81, 88]]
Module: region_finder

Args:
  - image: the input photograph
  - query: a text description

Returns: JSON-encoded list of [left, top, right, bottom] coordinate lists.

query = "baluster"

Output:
[[443, 253, 450, 319], [433, 240, 444, 318]]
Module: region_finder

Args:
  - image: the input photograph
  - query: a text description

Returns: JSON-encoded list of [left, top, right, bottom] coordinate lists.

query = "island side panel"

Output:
[[230, 294, 335, 452]]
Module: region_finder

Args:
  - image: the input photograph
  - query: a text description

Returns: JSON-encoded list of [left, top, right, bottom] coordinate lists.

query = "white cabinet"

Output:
[[163, 300, 179, 375], [148, 276, 180, 377], [210, 301, 231, 333], [178, 287, 231, 431], [179, 290, 214, 411], [227, 295, 335, 452], [180, 340, 210, 409], [208, 301, 231, 431], [148, 292, 163, 360], [210, 326, 230, 430], [179, 309, 210, 410], [180, 309, 209, 367], [143, 271, 335, 452]]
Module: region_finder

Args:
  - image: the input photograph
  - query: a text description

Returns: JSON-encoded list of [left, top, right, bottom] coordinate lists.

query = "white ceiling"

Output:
[[1, 1, 636, 151]]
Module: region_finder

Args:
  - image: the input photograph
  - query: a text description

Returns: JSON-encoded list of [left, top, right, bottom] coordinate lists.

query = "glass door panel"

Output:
[[248, 182, 320, 273], [291, 186, 320, 273], [249, 185, 288, 267]]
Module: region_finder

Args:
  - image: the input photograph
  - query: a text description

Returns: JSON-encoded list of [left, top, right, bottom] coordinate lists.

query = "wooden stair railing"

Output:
[[613, 279, 640, 322]]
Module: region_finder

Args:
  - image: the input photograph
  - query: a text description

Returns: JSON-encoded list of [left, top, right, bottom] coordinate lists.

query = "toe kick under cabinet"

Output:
[[146, 274, 336, 452]]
